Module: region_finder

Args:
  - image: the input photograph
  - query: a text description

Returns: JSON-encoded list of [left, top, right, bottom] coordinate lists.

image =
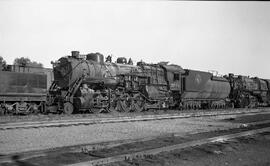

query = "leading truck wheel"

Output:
[[64, 102, 74, 114]]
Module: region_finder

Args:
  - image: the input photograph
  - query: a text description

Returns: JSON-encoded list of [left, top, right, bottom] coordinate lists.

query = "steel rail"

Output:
[[1, 108, 266, 126], [68, 127, 270, 166], [0, 134, 174, 163], [0, 109, 269, 130]]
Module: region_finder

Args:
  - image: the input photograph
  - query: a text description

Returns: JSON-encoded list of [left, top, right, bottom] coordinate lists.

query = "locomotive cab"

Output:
[[52, 57, 73, 88], [161, 64, 185, 92]]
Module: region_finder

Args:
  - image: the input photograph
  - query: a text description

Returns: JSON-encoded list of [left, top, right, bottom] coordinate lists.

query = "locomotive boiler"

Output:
[[49, 51, 140, 114]]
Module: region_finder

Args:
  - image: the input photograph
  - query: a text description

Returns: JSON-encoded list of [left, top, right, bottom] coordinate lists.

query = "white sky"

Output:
[[0, 0, 269, 78]]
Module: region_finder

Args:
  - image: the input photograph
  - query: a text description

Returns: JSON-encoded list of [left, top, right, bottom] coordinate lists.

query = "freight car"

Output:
[[47, 51, 235, 114], [0, 63, 52, 115]]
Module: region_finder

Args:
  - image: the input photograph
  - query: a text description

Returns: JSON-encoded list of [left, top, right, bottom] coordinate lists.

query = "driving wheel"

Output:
[[63, 102, 74, 114]]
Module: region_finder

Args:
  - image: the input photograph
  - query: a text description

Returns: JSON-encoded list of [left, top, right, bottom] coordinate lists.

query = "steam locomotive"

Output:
[[46, 51, 270, 114]]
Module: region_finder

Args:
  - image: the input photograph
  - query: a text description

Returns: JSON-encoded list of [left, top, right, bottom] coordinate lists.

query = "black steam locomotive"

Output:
[[0, 51, 269, 115], [46, 51, 270, 114]]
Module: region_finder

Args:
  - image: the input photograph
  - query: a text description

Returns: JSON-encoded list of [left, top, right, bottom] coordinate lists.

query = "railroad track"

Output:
[[0, 108, 269, 130], [70, 127, 270, 166], [1, 119, 270, 165]]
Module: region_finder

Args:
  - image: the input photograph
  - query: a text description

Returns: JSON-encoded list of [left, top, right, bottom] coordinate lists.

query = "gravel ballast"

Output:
[[0, 114, 242, 154]]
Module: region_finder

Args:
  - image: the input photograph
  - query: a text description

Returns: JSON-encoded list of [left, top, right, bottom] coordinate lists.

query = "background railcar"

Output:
[[0, 66, 49, 114]]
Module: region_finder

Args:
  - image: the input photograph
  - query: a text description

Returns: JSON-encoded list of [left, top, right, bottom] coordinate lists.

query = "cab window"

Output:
[[173, 73, 179, 81]]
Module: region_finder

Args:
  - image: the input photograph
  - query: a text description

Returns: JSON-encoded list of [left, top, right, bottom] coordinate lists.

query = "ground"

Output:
[[1, 110, 270, 166], [110, 132, 270, 166], [0, 113, 244, 154]]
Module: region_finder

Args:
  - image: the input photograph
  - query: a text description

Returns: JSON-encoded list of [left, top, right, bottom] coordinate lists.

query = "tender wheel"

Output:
[[63, 102, 74, 114]]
